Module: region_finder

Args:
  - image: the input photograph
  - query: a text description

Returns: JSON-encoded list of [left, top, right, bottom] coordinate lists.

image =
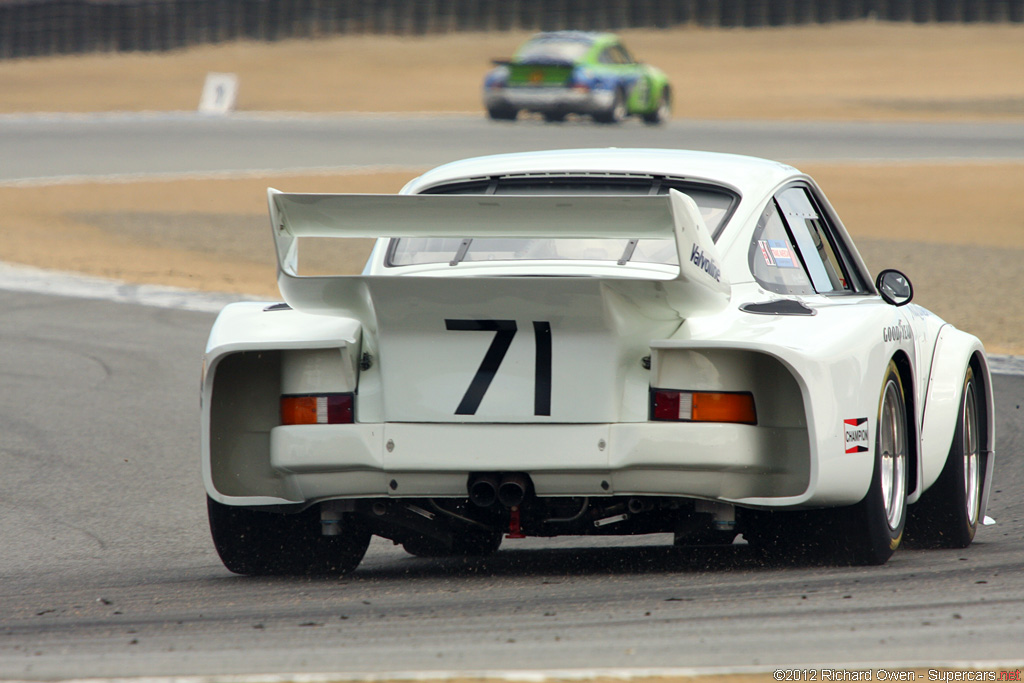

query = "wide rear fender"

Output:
[[201, 302, 364, 506], [649, 338, 885, 508], [919, 325, 994, 518]]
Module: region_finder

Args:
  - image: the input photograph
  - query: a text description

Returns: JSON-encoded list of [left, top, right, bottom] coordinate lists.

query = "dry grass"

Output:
[[802, 162, 1024, 249], [0, 22, 1021, 120], [0, 172, 412, 295]]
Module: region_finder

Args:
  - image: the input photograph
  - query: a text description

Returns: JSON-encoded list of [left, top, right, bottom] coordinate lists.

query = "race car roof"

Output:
[[402, 149, 801, 200]]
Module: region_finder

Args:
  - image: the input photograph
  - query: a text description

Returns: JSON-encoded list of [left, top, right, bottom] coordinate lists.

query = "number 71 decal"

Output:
[[445, 319, 551, 416]]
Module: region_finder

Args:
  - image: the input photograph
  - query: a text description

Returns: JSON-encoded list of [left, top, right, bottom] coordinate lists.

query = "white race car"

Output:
[[201, 149, 994, 573]]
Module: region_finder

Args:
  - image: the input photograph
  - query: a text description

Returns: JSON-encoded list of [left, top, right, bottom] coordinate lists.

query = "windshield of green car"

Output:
[[515, 38, 592, 63], [386, 177, 738, 268]]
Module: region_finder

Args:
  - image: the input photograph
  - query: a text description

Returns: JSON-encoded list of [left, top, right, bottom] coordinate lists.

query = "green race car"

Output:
[[483, 31, 671, 124]]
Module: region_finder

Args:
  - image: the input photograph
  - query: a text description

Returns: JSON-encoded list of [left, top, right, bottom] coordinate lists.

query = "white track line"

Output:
[[0, 261, 256, 313], [0, 164, 427, 188]]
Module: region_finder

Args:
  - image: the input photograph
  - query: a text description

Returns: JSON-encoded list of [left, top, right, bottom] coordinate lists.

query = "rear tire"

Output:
[[839, 360, 909, 565], [905, 366, 982, 548], [208, 497, 371, 576], [486, 105, 518, 121]]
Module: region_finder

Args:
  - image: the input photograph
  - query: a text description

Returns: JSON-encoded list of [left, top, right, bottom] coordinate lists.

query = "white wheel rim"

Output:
[[879, 379, 908, 531], [963, 381, 981, 527]]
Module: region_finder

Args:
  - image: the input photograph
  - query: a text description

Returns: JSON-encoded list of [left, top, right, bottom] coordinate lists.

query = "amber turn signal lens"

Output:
[[692, 392, 757, 424], [281, 393, 354, 425], [651, 390, 756, 425]]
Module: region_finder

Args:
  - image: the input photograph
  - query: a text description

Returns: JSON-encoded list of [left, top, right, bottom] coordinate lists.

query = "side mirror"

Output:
[[876, 269, 913, 307]]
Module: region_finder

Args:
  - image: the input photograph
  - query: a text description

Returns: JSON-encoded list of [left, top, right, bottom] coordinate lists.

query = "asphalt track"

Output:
[[2, 114, 1024, 184], [0, 287, 1021, 678], [0, 115, 1023, 679]]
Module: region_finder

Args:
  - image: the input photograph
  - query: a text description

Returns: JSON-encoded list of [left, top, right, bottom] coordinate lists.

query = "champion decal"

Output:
[[844, 417, 870, 453]]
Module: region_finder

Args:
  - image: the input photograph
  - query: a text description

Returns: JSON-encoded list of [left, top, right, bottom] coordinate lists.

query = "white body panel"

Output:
[[202, 149, 994, 529]]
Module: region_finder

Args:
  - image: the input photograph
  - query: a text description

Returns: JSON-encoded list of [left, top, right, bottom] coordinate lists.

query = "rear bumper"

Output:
[[484, 87, 614, 115], [219, 421, 811, 506]]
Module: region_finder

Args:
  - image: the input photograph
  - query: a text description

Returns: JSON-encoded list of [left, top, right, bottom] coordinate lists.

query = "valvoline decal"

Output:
[[690, 244, 721, 282]]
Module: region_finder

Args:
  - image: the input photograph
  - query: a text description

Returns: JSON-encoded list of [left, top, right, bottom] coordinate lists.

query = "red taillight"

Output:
[[281, 393, 354, 425], [651, 390, 756, 425], [652, 389, 683, 421]]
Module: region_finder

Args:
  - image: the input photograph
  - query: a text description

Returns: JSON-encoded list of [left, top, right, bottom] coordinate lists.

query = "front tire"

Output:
[[905, 366, 983, 548], [208, 497, 371, 576], [840, 360, 909, 565]]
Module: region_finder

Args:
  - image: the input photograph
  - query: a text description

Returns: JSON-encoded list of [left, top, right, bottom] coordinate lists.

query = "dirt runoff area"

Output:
[[0, 22, 1022, 354]]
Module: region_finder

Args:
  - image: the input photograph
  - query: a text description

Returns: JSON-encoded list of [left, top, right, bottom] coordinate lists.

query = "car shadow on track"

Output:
[[350, 541, 848, 580]]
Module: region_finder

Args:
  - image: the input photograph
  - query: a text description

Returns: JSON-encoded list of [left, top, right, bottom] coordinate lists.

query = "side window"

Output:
[[776, 187, 855, 294], [750, 186, 863, 297], [610, 45, 633, 64], [748, 201, 815, 295], [598, 49, 615, 65]]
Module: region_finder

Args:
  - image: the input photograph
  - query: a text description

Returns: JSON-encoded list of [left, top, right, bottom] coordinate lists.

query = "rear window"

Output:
[[515, 37, 592, 63], [387, 177, 738, 268]]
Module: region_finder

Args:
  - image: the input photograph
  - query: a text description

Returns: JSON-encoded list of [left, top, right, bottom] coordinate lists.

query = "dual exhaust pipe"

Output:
[[468, 472, 529, 508]]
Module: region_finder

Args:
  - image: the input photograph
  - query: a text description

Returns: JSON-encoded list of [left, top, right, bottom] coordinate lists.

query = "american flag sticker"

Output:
[[758, 240, 776, 266], [844, 417, 870, 453]]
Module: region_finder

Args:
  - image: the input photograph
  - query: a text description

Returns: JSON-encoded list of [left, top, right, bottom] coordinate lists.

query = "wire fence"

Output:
[[1, 0, 1021, 59]]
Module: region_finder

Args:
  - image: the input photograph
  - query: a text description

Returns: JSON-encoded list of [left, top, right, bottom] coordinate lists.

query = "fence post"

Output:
[[838, 0, 865, 18], [912, 0, 934, 21], [492, 0, 514, 30], [896, 0, 912, 19], [934, 0, 962, 19], [671, 0, 694, 24], [815, 0, 837, 21], [648, 0, 673, 27], [0, 2, 10, 59], [538, 0, 562, 30], [117, 1, 133, 51], [985, 0, 1009, 20], [718, 0, 742, 25], [604, 0, 627, 27], [744, 0, 769, 25], [695, 0, 720, 25]]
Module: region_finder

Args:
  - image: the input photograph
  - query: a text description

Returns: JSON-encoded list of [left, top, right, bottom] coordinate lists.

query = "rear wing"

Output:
[[267, 189, 730, 316]]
